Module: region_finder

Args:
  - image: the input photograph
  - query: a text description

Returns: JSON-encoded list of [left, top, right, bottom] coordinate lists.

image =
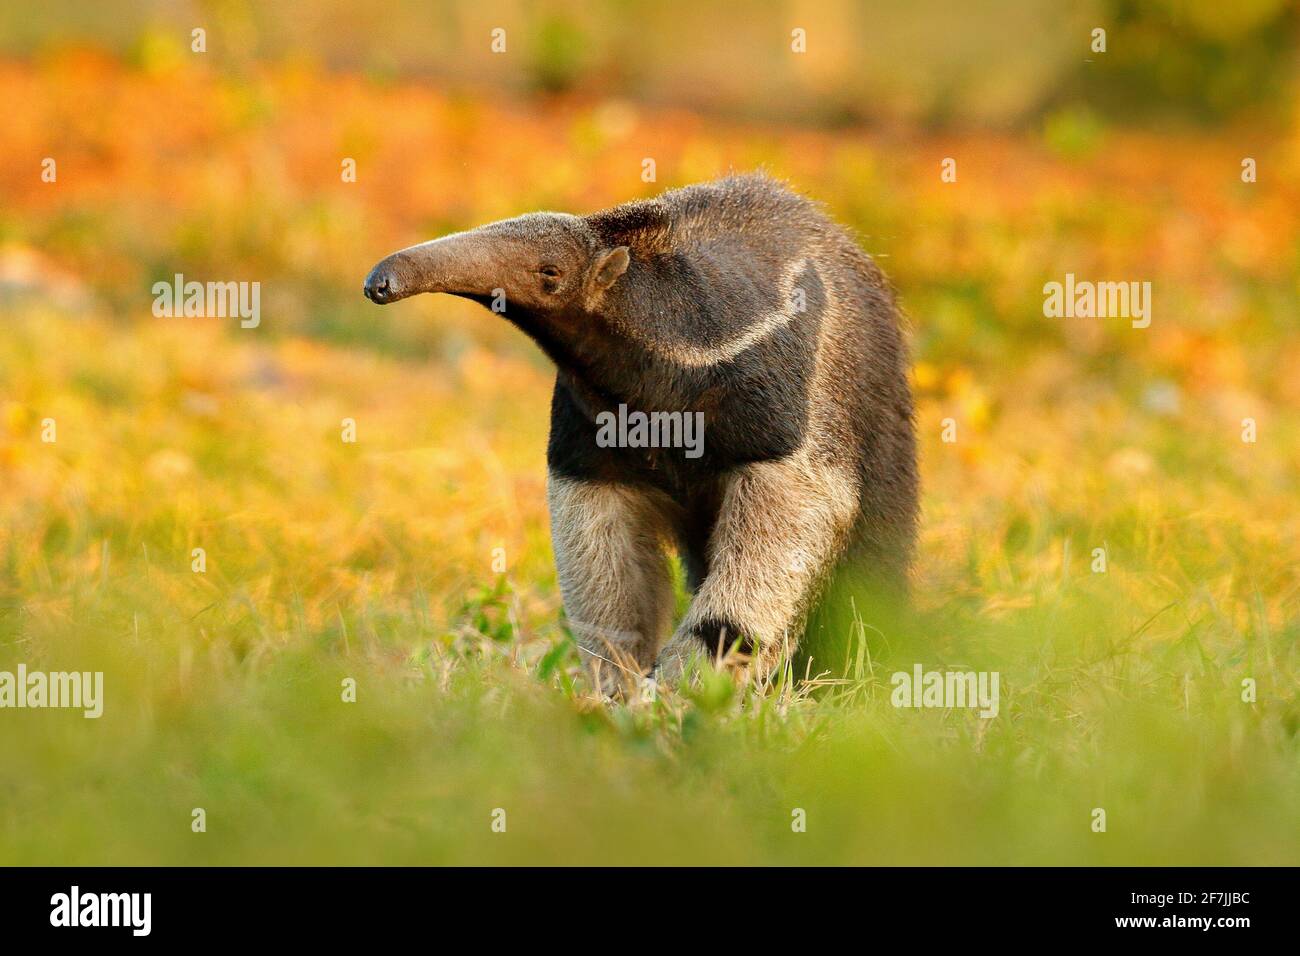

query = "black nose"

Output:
[[363, 271, 393, 303]]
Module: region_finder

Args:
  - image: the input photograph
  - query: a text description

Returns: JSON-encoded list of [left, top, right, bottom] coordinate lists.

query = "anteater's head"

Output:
[[363, 213, 630, 318]]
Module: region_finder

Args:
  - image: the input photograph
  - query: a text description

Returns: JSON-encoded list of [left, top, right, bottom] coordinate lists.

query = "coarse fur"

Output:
[[364, 174, 918, 692]]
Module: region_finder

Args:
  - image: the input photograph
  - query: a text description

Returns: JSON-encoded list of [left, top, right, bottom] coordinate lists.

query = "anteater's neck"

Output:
[[512, 281, 701, 421]]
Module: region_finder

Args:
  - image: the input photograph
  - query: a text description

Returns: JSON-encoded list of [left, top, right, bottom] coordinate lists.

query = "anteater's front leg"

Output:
[[655, 454, 860, 685], [548, 472, 676, 695]]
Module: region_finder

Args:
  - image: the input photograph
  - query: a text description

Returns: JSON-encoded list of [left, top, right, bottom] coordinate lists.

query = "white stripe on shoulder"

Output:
[[641, 256, 816, 368]]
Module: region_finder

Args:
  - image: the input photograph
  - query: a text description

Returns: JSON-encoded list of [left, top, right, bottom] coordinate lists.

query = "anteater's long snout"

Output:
[[363, 229, 506, 306]]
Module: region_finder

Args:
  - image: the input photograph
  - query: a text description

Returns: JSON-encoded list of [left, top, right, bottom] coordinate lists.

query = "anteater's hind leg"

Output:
[[654, 453, 860, 685], [548, 472, 677, 696]]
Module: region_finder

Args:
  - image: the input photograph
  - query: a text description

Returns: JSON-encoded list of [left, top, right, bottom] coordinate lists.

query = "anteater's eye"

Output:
[[539, 266, 561, 278]]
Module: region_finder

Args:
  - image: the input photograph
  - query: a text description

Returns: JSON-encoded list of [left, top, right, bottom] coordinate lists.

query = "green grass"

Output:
[[1, 300, 1296, 866]]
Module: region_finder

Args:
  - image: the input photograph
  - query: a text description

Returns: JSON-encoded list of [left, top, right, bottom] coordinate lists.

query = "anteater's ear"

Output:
[[593, 246, 630, 290]]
